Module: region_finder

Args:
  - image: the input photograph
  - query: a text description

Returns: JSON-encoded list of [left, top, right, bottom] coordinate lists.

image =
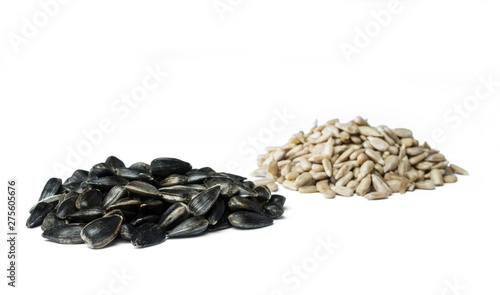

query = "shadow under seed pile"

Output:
[[26, 156, 286, 249]]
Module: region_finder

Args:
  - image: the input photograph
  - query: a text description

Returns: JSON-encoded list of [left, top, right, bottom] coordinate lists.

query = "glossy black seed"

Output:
[[269, 195, 286, 207], [243, 181, 256, 190], [125, 181, 161, 198], [81, 215, 123, 249], [131, 223, 166, 247], [262, 203, 284, 219], [151, 157, 192, 178], [30, 194, 62, 214], [28, 156, 285, 249], [62, 191, 79, 202], [255, 185, 272, 204], [137, 173, 157, 186], [185, 171, 211, 184], [188, 185, 221, 216], [197, 167, 216, 174], [228, 196, 262, 214], [104, 209, 125, 219], [76, 189, 103, 210], [27, 202, 54, 228], [167, 216, 208, 238], [41, 212, 66, 231], [130, 215, 159, 226], [128, 162, 151, 173], [159, 185, 200, 203], [115, 168, 141, 181], [106, 199, 141, 212], [212, 172, 246, 182], [139, 199, 166, 215], [206, 198, 225, 225], [42, 224, 85, 244], [157, 202, 190, 230], [204, 178, 239, 198], [55, 196, 78, 219], [159, 174, 188, 187], [103, 185, 129, 208], [89, 163, 115, 179], [234, 183, 258, 197], [105, 156, 126, 170], [82, 176, 129, 191], [207, 218, 231, 232], [63, 170, 89, 186], [120, 223, 135, 240], [228, 211, 273, 229], [67, 208, 105, 223], [39, 178, 62, 201]]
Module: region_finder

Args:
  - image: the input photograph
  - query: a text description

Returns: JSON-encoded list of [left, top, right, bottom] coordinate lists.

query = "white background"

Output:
[[1, 1, 499, 294]]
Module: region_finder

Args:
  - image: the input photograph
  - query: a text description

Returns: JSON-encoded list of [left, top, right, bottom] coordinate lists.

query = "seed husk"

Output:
[[55, 196, 78, 219], [125, 181, 161, 198], [106, 198, 141, 212], [76, 189, 103, 210], [228, 211, 273, 229], [207, 217, 232, 232], [63, 170, 88, 189], [158, 202, 189, 230], [42, 224, 85, 244], [129, 215, 159, 226], [188, 185, 222, 216], [139, 198, 165, 215], [151, 157, 192, 178], [131, 223, 166, 247], [82, 176, 129, 191], [228, 196, 262, 213], [129, 162, 151, 173], [114, 168, 142, 181], [39, 178, 62, 202], [29, 157, 286, 248], [27, 202, 54, 228], [159, 174, 188, 187], [30, 194, 63, 214], [105, 155, 126, 170], [262, 203, 284, 219], [120, 223, 135, 240], [206, 198, 226, 225], [41, 212, 66, 231], [103, 185, 129, 209], [81, 215, 123, 249], [89, 163, 115, 178], [255, 186, 272, 204], [67, 208, 106, 223], [167, 216, 209, 238]]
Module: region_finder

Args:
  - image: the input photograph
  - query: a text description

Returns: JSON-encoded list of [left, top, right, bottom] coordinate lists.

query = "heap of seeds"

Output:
[[251, 117, 468, 200], [26, 156, 286, 249]]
